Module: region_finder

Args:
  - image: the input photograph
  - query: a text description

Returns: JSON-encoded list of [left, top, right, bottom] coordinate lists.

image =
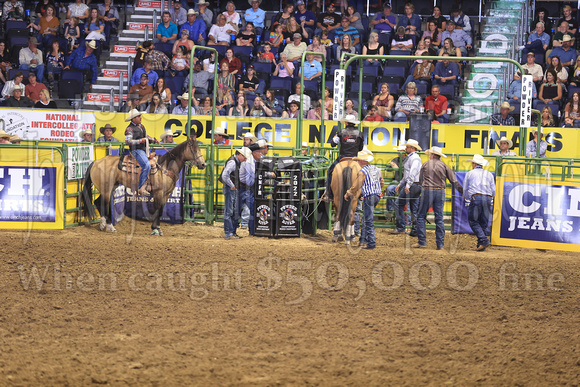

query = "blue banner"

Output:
[[0, 166, 56, 222], [452, 171, 494, 234]]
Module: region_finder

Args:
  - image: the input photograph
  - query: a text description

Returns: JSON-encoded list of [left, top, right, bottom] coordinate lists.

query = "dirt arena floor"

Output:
[[1, 220, 579, 386]]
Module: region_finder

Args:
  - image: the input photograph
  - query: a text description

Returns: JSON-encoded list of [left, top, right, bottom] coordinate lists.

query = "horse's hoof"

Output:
[[332, 235, 338, 243], [106, 224, 117, 232], [345, 240, 351, 245], [151, 229, 162, 236]]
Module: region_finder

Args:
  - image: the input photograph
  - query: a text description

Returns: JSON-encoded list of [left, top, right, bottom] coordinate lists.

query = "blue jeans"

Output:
[[360, 194, 380, 248], [416, 188, 445, 248], [394, 111, 409, 122], [385, 183, 398, 211], [131, 149, 150, 189], [354, 198, 363, 235], [468, 195, 493, 247], [20, 64, 45, 83], [223, 184, 239, 237], [239, 186, 255, 235], [395, 184, 422, 231]]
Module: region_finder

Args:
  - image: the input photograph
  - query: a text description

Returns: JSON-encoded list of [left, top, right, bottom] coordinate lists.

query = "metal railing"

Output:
[[297, 51, 327, 149]]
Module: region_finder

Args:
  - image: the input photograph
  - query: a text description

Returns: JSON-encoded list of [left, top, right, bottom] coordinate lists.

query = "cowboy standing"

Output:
[[345, 150, 384, 250], [97, 124, 120, 142], [124, 109, 158, 196], [220, 147, 251, 240], [391, 139, 422, 236], [324, 114, 364, 201], [492, 136, 517, 156], [414, 146, 463, 250], [239, 143, 263, 236], [463, 154, 495, 251]]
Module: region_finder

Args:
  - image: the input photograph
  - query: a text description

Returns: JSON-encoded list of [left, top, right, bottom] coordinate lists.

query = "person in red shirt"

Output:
[[364, 105, 384, 121], [24, 72, 48, 104], [424, 85, 449, 123]]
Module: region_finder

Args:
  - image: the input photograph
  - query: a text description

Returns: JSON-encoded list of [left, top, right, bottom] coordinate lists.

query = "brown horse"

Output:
[[81, 136, 206, 235], [330, 158, 361, 244]]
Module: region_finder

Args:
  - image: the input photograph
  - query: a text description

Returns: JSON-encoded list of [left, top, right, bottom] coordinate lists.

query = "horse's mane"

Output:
[[157, 138, 196, 166]]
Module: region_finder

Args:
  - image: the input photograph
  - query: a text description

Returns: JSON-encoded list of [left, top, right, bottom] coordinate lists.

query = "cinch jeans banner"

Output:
[[452, 171, 494, 234], [491, 177, 580, 252]]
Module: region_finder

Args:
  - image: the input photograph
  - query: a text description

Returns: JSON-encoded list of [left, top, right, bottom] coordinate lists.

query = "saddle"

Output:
[[118, 152, 157, 174]]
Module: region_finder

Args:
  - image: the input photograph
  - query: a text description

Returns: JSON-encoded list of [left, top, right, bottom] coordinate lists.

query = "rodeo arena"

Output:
[[2, 0, 580, 384]]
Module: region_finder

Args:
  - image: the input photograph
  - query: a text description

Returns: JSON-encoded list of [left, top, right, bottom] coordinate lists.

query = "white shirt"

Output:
[[209, 24, 230, 43]]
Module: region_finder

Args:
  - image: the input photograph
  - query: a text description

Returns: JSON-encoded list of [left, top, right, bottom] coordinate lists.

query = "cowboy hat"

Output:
[[28, 37, 39, 45], [237, 147, 252, 159], [301, 141, 308, 147], [86, 40, 97, 49], [360, 146, 373, 155], [257, 139, 272, 148], [393, 145, 406, 151], [249, 143, 261, 152], [498, 101, 515, 112], [213, 127, 229, 137], [160, 128, 175, 140], [197, 0, 209, 4], [9, 134, 23, 143], [405, 139, 422, 151], [0, 130, 11, 139], [562, 34, 573, 43], [125, 109, 145, 122], [99, 124, 116, 135], [425, 146, 447, 158], [248, 0, 262, 5], [177, 92, 189, 100], [467, 154, 489, 167], [532, 128, 544, 137], [244, 132, 258, 143], [79, 129, 93, 138], [187, 8, 198, 15], [341, 113, 360, 125], [496, 136, 513, 148], [353, 151, 374, 162]]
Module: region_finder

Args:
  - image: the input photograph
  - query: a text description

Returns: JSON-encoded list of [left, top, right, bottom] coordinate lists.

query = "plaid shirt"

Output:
[[491, 113, 515, 126], [146, 50, 170, 71]]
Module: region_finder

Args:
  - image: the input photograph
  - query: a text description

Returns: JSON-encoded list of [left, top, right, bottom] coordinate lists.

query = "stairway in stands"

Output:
[[459, 0, 527, 123], [83, 0, 164, 111]]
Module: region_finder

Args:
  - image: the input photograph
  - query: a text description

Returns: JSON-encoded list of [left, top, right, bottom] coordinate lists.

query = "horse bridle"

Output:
[[187, 138, 205, 167]]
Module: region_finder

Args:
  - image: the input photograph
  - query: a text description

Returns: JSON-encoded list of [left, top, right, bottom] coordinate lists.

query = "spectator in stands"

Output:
[[373, 83, 394, 120], [0, 41, 12, 84], [80, 129, 93, 142], [530, 7, 551, 35], [155, 11, 178, 46], [391, 26, 413, 51], [370, 3, 396, 38], [197, 96, 219, 116], [120, 93, 142, 113], [274, 4, 295, 33], [217, 62, 235, 102], [46, 39, 64, 85], [203, 52, 216, 73], [520, 22, 549, 56], [424, 85, 449, 123], [98, 0, 119, 46], [423, 36, 437, 56], [533, 106, 556, 127], [244, 0, 266, 36], [285, 17, 309, 40], [526, 129, 548, 157], [154, 77, 172, 107], [336, 34, 356, 63], [288, 83, 311, 117], [7, 87, 32, 107], [129, 73, 154, 108], [196, 0, 213, 30], [508, 71, 537, 106], [281, 100, 300, 118], [306, 100, 329, 120], [307, 36, 326, 62], [35, 0, 53, 19], [264, 89, 283, 116], [96, 124, 119, 142], [172, 29, 194, 55], [64, 18, 81, 54], [398, 2, 422, 39], [394, 82, 422, 122], [214, 128, 231, 145], [28, 5, 59, 49], [299, 54, 322, 81], [169, 0, 187, 27], [295, 0, 316, 38], [222, 1, 241, 31], [25, 72, 47, 104], [249, 96, 273, 117], [85, 8, 107, 43], [3, 0, 24, 21], [522, 52, 543, 83], [236, 22, 256, 47], [169, 48, 189, 76], [1, 71, 24, 99], [34, 88, 56, 109], [146, 42, 171, 72], [209, 14, 235, 46], [322, 86, 333, 115], [549, 36, 576, 66], [344, 98, 358, 116], [66, 0, 89, 27], [316, 3, 341, 36], [131, 59, 158, 86], [537, 69, 563, 109], [273, 52, 294, 77], [441, 20, 472, 56], [439, 37, 461, 60], [362, 32, 384, 66], [491, 101, 515, 126], [403, 52, 433, 90], [184, 61, 211, 97], [422, 21, 441, 47], [545, 56, 569, 87], [569, 57, 580, 86], [229, 93, 249, 117], [216, 90, 233, 115], [180, 9, 206, 46], [564, 91, 580, 126], [449, 7, 471, 34], [335, 17, 360, 48], [344, 5, 364, 35], [558, 5, 577, 35], [19, 37, 45, 83], [220, 48, 242, 74], [147, 93, 168, 114], [364, 105, 383, 121], [427, 5, 447, 33], [269, 23, 285, 47], [240, 65, 261, 95], [172, 92, 199, 114], [433, 53, 460, 86], [551, 21, 573, 49], [282, 33, 307, 62], [492, 137, 517, 156]]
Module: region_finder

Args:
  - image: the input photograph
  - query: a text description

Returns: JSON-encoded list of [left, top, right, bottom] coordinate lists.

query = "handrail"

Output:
[[298, 51, 327, 150], [118, 69, 124, 111], [152, 10, 157, 40], [144, 24, 149, 42]]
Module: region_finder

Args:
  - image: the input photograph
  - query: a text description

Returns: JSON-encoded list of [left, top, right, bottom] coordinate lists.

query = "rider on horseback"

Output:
[[124, 109, 159, 196], [323, 114, 364, 201]]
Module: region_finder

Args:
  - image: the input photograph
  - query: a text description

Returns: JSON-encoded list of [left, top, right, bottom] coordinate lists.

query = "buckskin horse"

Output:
[[330, 158, 361, 244], [81, 136, 206, 235]]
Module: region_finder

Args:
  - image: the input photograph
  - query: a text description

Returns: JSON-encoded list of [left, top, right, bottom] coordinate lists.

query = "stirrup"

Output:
[[138, 187, 151, 196], [321, 191, 331, 203]]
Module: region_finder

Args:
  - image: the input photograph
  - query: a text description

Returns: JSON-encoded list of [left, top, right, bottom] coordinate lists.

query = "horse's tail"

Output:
[[338, 166, 352, 233], [80, 162, 97, 221]]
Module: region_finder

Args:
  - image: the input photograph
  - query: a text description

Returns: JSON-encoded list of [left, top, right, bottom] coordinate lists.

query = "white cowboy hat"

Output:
[[160, 129, 175, 140], [341, 113, 360, 125], [562, 34, 573, 42], [86, 40, 97, 49], [0, 130, 10, 139], [244, 132, 258, 143], [301, 141, 308, 147], [79, 129, 93, 138], [177, 92, 189, 100], [237, 147, 252, 159], [498, 101, 515, 112], [125, 109, 145, 122], [9, 84, 24, 95], [532, 128, 544, 137], [467, 154, 489, 167], [213, 127, 229, 137], [496, 136, 513, 148], [405, 139, 422, 151], [353, 151, 374, 162], [197, 0, 209, 4], [425, 146, 447, 158], [9, 134, 23, 143], [393, 145, 406, 151], [248, 0, 262, 5], [187, 8, 198, 15], [257, 139, 272, 148]]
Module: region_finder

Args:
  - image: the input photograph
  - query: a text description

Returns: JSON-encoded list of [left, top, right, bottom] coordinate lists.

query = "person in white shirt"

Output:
[[208, 14, 235, 46], [288, 83, 311, 118]]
